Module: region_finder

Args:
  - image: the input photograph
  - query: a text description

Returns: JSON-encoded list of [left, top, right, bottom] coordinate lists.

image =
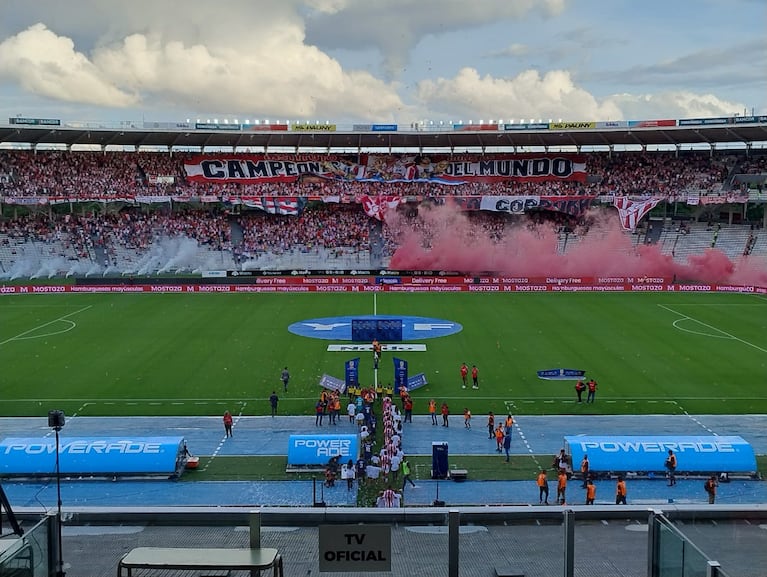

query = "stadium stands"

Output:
[[1, 149, 766, 277], [0, 149, 756, 199]]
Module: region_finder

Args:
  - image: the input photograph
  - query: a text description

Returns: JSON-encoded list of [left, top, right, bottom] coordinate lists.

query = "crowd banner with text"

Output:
[[345, 358, 360, 389], [229, 196, 306, 215], [288, 435, 359, 466], [393, 357, 408, 390], [564, 435, 757, 475], [480, 195, 541, 214], [183, 154, 588, 184], [0, 437, 187, 477]]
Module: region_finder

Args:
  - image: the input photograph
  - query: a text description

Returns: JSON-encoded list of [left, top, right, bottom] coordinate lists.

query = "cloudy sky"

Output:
[[0, 0, 764, 126]]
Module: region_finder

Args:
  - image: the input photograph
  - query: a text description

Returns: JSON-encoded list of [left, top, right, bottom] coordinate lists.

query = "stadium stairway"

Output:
[[90, 238, 109, 269], [229, 216, 244, 247]]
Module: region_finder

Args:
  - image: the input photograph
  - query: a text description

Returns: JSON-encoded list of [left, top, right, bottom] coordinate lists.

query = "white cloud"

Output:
[[414, 67, 751, 122], [0, 23, 137, 107], [605, 92, 747, 120], [416, 67, 623, 121], [0, 21, 405, 121]]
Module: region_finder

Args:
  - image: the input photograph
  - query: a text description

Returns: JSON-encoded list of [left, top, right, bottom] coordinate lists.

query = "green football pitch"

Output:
[[1, 291, 766, 418]]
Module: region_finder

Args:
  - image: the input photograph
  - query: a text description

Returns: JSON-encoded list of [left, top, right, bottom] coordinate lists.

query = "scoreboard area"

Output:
[[351, 318, 403, 342]]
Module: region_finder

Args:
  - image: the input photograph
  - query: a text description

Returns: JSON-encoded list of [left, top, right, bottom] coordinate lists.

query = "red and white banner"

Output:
[[613, 197, 663, 231], [359, 195, 402, 221], [228, 196, 304, 215], [182, 154, 588, 184]]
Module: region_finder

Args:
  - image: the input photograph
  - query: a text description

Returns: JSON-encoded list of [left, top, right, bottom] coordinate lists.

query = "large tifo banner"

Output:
[[183, 153, 587, 184], [0, 437, 187, 477], [288, 435, 359, 466], [565, 436, 757, 474]]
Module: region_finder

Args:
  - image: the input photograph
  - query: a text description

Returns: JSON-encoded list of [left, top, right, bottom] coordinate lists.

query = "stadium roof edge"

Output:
[[1, 123, 767, 151]]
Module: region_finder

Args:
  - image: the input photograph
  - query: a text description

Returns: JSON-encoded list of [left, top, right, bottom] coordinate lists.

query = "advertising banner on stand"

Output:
[[393, 357, 409, 391], [345, 358, 360, 390]]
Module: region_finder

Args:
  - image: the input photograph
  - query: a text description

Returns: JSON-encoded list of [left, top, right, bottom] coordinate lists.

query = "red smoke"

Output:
[[387, 204, 767, 285]]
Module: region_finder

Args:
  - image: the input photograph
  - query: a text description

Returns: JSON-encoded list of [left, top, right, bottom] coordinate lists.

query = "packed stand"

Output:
[[0, 150, 736, 201], [236, 205, 370, 262]]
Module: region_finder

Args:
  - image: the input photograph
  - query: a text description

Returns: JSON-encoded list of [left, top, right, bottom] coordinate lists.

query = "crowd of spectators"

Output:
[[736, 155, 767, 175], [0, 209, 233, 268], [237, 205, 370, 260], [1, 150, 760, 201], [0, 203, 608, 271]]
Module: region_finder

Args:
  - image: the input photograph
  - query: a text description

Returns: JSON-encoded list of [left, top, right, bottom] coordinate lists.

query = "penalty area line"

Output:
[[658, 303, 767, 354], [0, 305, 93, 347]]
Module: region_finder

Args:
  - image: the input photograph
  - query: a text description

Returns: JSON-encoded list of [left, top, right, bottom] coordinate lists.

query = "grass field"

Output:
[[2, 291, 766, 418]]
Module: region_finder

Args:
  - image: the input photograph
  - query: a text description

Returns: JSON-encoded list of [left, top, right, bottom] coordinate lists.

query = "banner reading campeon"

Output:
[[183, 154, 588, 184]]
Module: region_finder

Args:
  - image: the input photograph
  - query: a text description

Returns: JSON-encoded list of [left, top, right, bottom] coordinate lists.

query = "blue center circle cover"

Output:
[[288, 315, 462, 341]]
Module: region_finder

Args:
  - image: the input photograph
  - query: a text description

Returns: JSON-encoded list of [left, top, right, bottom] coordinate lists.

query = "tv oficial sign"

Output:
[[287, 434, 359, 466], [319, 525, 391, 572]]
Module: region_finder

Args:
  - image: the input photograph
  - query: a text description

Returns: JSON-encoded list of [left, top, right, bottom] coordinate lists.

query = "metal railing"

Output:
[[11, 505, 762, 577]]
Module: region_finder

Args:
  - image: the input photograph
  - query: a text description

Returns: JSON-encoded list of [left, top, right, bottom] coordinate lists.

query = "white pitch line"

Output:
[[658, 303, 767, 354], [675, 401, 718, 435], [505, 400, 541, 468], [0, 305, 93, 346], [203, 401, 248, 471]]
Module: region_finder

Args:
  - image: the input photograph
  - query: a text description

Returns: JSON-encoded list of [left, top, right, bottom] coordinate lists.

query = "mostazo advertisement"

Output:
[[564, 435, 757, 474], [3, 278, 767, 294], [0, 436, 186, 477], [287, 435, 359, 466]]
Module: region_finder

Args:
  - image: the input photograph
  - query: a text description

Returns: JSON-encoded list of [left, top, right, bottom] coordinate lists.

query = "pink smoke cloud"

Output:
[[387, 205, 767, 285]]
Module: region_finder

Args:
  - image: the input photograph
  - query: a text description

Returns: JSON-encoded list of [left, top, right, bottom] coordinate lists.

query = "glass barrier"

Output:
[[10, 507, 752, 577], [0, 516, 50, 577], [653, 514, 732, 577]]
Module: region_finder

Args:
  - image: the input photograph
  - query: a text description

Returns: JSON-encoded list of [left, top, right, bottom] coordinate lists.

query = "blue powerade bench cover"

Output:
[[564, 435, 756, 474], [0, 437, 187, 477], [288, 434, 359, 466]]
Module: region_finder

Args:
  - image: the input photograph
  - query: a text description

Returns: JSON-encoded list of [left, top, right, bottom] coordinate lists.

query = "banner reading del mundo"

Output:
[[183, 153, 587, 184]]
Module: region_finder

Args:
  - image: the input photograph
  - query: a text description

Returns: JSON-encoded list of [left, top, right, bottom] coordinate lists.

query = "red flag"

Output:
[[359, 195, 402, 221], [613, 197, 662, 231]]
